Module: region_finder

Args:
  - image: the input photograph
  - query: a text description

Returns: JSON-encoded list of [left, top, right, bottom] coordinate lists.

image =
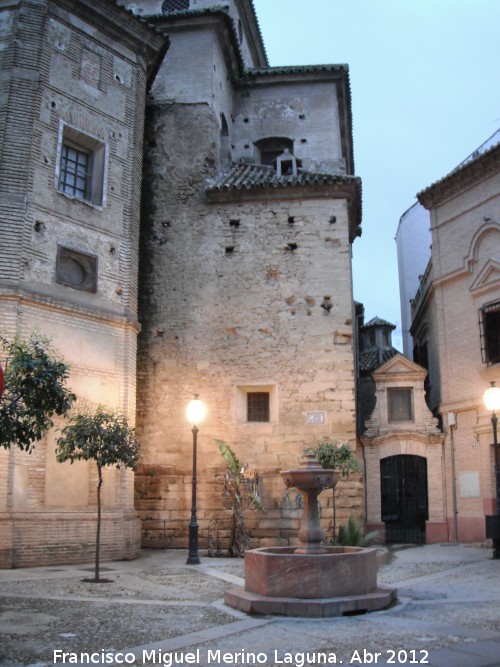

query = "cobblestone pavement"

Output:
[[1, 544, 499, 667]]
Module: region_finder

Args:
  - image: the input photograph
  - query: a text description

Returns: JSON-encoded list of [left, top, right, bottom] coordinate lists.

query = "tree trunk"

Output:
[[95, 466, 103, 582], [332, 487, 337, 543]]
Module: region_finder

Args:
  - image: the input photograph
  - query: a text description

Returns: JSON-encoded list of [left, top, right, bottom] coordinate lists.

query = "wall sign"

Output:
[[306, 412, 325, 424]]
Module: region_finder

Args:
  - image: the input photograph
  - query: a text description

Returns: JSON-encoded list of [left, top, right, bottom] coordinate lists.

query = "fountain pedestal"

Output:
[[224, 454, 397, 617]]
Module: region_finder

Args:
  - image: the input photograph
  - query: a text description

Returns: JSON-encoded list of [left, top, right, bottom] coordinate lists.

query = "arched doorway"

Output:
[[380, 454, 428, 543]]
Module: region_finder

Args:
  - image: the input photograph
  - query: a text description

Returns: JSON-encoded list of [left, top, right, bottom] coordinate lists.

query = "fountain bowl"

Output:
[[224, 545, 396, 617], [244, 545, 377, 598]]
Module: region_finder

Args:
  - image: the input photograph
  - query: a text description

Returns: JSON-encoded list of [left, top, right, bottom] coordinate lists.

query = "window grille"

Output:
[[56, 123, 106, 207], [59, 144, 91, 200], [162, 0, 189, 13], [479, 302, 500, 365], [247, 392, 270, 422]]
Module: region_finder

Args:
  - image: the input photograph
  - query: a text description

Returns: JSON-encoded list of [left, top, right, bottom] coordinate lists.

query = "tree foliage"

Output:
[[305, 437, 360, 477], [0, 334, 75, 451], [304, 437, 360, 543], [56, 407, 140, 581], [56, 408, 140, 470]]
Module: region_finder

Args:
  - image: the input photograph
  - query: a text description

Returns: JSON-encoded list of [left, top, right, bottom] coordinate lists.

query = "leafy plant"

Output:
[[304, 437, 360, 542], [335, 516, 380, 547], [214, 439, 262, 557], [56, 407, 140, 582], [0, 334, 75, 451]]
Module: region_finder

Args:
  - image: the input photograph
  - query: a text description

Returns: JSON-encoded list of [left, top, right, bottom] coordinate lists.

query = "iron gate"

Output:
[[380, 454, 428, 544]]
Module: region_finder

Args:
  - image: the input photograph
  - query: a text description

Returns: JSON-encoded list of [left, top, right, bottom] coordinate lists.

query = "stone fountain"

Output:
[[225, 453, 397, 617]]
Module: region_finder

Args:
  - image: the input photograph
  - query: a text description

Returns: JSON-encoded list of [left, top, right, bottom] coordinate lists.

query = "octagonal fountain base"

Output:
[[224, 546, 397, 618]]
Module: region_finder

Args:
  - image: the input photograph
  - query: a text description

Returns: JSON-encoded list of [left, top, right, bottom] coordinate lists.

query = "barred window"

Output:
[[59, 144, 91, 200], [56, 123, 107, 207], [480, 302, 500, 365], [162, 0, 189, 13], [247, 392, 270, 422]]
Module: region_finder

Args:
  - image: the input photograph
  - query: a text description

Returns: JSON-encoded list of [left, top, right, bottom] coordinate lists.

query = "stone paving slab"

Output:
[[0, 544, 499, 667]]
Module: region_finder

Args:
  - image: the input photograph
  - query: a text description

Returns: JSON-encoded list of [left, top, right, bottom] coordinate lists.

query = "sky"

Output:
[[252, 0, 500, 349]]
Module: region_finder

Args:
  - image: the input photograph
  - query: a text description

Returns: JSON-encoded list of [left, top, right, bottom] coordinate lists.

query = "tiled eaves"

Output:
[[359, 347, 399, 373], [206, 163, 362, 242], [363, 316, 396, 330], [243, 63, 349, 77], [417, 141, 500, 210], [206, 162, 359, 192]]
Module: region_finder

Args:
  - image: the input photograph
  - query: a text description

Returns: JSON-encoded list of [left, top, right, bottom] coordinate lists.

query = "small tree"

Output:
[[215, 440, 262, 556], [304, 437, 360, 542], [56, 407, 140, 582], [0, 334, 75, 451]]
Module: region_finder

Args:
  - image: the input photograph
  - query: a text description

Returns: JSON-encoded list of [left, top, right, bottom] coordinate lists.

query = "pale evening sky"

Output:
[[252, 0, 500, 348]]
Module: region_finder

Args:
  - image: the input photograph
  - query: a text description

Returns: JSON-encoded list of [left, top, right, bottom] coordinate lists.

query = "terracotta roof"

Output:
[[359, 346, 399, 373], [363, 316, 396, 330], [206, 162, 358, 193]]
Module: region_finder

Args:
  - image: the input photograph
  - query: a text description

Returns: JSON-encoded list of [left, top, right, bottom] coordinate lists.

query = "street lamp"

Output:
[[484, 381, 500, 559], [186, 395, 206, 565]]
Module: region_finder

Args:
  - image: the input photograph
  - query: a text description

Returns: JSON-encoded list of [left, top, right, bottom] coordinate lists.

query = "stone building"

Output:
[[131, 0, 363, 549], [409, 137, 500, 543], [1, 0, 363, 565], [0, 0, 165, 567]]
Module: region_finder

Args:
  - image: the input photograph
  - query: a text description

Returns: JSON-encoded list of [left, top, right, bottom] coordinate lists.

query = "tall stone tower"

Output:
[[130, 0, 363, 547]]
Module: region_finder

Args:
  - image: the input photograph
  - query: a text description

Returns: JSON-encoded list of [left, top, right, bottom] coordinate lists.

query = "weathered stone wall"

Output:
[[233, 80, 346, 174], [136, 101, 361, 549]]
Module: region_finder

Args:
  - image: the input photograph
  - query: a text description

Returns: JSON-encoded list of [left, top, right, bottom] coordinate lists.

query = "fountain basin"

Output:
[[224, 545, 396, 617], [244, 546, 377, 599]]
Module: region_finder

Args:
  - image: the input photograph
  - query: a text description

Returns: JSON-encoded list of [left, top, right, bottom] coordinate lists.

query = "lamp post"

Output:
[[484, 381, 500, 559], [186, 395, 206, 565]]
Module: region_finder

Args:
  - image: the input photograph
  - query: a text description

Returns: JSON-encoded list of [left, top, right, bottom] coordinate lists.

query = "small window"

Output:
[[480, 302, 500, 365], [247, 392, 270, 422], [56, 246, 97, 292], [388, 388, 413, 422], [255, 137, 294, 167], [56, 123, 107, 207], [236, 384, 277, 424]]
